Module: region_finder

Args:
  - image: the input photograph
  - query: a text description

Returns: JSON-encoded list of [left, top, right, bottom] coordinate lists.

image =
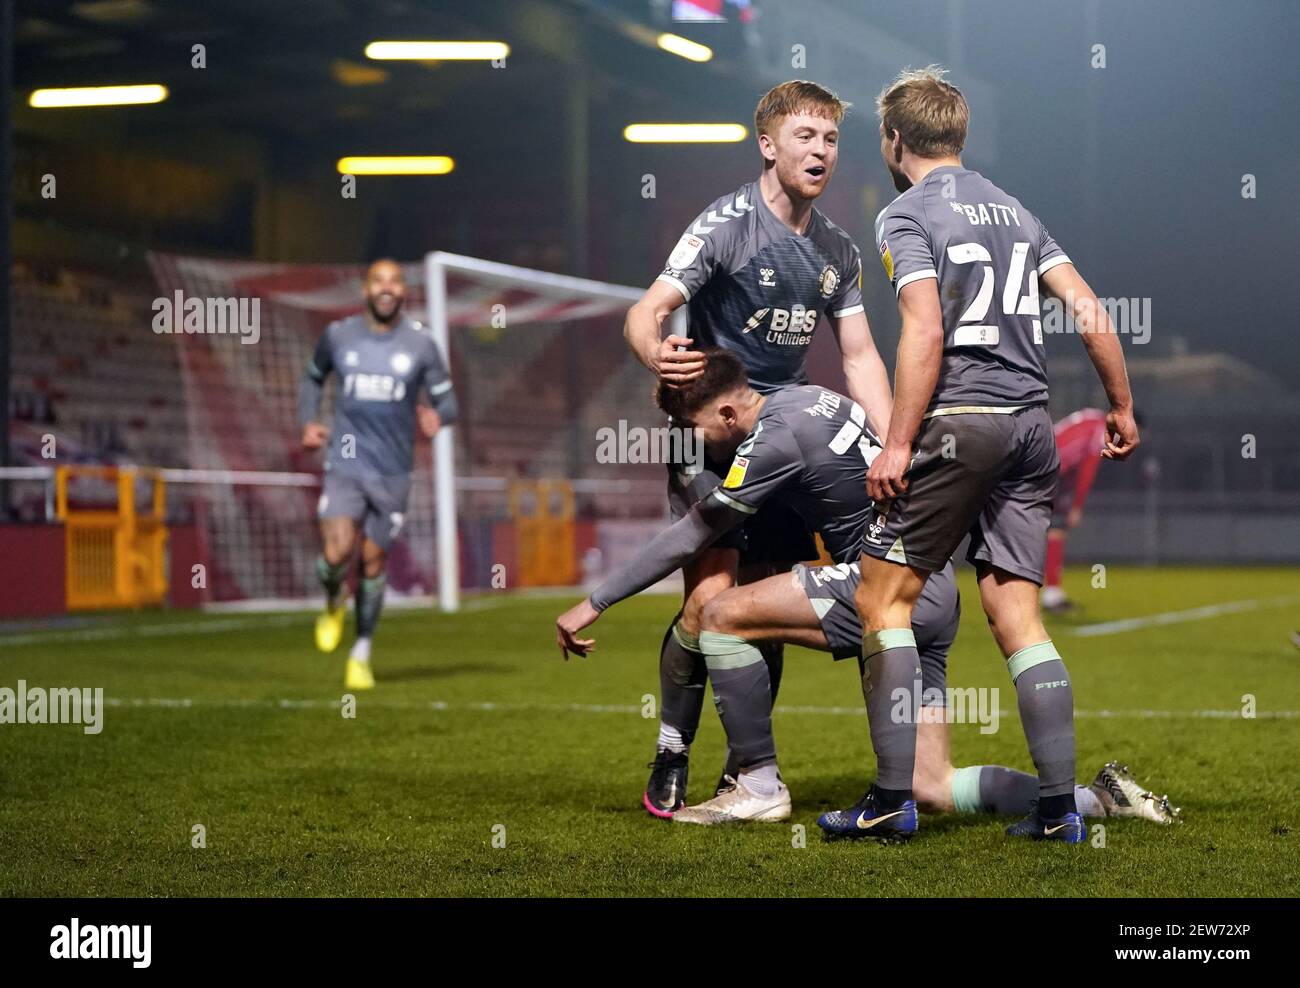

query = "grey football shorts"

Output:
[[1051, 463, 1087, 529], [859, 404, 1059, 584], [794, 559, 960, 702], [317, 470, 412, 551]]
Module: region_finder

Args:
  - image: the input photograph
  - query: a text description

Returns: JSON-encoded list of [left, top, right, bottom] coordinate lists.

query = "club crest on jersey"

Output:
[[390, 352, 413, 375], [759, 267, 776, 287], [819, 265, 839, 298], [668, 234, 705, 270]]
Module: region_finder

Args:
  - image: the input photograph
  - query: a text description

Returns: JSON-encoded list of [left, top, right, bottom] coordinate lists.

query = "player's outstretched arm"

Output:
[[829, 309, 893, 438], [869, 279, 943, 501], [554, 498, 745, 658], [624, 280, 704, 386], [1041, 263, 1139, 461]]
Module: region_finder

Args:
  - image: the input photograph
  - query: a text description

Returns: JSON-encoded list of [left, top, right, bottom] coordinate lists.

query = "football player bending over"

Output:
[[555, 350, 1176, 831]]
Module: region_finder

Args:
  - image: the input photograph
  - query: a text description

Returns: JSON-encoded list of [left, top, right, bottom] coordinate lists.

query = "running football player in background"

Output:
[[621, 80, 893, 817], [1042, 408, 1109, 613], [299, 259, 457, 689]]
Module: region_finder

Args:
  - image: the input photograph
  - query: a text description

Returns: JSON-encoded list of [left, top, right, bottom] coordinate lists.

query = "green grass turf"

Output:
[[1, 566, 1297, 897]]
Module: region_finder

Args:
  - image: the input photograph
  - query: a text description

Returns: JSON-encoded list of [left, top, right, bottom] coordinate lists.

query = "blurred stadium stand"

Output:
[[4, 0, 1299, 618]]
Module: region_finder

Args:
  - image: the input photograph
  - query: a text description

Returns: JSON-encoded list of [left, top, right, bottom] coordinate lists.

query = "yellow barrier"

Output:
[[508, 479, 576, 587], [54, 466, 168, 610]]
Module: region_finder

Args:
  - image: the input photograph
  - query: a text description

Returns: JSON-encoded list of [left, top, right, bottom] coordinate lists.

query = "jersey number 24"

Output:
[[946, 241, 1042, 347]]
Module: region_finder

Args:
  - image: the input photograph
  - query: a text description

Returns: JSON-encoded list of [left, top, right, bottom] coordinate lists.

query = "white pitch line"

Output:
[[0, 595, 536, 649], [1072, 595, 1300, 637], [95, 696, 1300, 719], [0, 615, 304, 647], [0, 605, 501, 649]]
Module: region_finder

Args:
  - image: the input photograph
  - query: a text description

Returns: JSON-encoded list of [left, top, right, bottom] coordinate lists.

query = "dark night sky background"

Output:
[[828, 0, 1300, 384]]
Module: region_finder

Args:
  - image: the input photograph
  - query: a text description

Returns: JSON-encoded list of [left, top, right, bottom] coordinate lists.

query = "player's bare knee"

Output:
[[699, 590, 745, 637], [681, 579, 728, 635], [361, 543, 387, 579], [853, 584, 886, 629], [322, 541, 351, 568]]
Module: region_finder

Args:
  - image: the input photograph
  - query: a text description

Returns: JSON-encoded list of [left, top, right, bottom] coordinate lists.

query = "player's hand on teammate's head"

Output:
[[555, 598, 601, 660], [655, 336, 706, 388], [1102, 407, 1140, 461], [301, 422, 330, 450], [866, 442, 911, 502]]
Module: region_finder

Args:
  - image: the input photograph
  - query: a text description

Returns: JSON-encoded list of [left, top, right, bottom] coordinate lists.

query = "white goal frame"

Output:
[[423, 251, 685, 613]]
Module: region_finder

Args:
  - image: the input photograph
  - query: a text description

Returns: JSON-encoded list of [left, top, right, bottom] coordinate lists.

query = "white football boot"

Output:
[[673, 776, 791, 825], [1091, 761, 1181, 824]]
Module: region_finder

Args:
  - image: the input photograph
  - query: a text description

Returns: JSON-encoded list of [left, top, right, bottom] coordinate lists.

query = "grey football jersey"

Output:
[[658, 179, 864, 394], [874, 166, 1070, 409], [301, 314, 457, 477], [710, 385, 879, 562]]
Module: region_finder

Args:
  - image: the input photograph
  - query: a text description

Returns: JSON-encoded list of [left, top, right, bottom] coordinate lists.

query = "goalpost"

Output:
[[424, 251, 685, 613], [4, 251, 680, 613]]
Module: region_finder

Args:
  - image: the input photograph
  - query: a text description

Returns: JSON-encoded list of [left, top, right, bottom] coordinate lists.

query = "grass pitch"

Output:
[[1, 566, 1297, 897]]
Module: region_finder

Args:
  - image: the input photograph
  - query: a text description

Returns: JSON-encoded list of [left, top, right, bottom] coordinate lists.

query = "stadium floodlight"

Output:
[[623, 123, 746, 143], [656, 33, 713, 62], [28, 84, 168, 108], [364, 41, 509, 61], [337, 156, 455, 175]]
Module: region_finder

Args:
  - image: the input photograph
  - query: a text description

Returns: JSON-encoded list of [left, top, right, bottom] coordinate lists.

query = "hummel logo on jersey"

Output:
[[856, 809, 905, 829], [865, 512, 888, 545], [344, 350, 359, 366], [759, 267, 776, 287]]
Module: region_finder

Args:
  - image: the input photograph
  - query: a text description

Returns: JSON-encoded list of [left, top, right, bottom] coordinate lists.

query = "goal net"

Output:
[[146, 252, 679, 610]]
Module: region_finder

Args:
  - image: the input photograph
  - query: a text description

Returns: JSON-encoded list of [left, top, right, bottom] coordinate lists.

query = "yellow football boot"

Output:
[[314, 600, 346, 653], [344, 657, 375, 691]]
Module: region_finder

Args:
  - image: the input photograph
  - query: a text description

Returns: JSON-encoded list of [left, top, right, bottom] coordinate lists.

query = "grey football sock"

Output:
[[760, 640, 784, 705], [951, 765, 1038, 814], [861, 630, 921, 794], [952, 766, 1108, 817], [700, 632, 777, 771], [355, 574, 387, 640], [659, 621, 707, 747], [317, 556, 347, 601], [722, 640, 785, 779], [1008, 641, 1076, 803]]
